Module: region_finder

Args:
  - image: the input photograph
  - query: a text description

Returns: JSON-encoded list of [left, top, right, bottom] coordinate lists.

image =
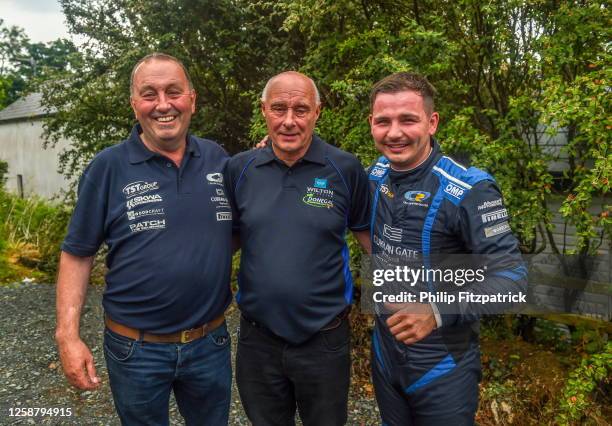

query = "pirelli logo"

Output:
[[481, 208, 508, 223]]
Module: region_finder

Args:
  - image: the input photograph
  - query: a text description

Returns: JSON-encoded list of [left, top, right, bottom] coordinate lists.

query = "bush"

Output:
[[0, 188, 71, 276], [0, 159, 7, 187], [556, 342, 612, 424]]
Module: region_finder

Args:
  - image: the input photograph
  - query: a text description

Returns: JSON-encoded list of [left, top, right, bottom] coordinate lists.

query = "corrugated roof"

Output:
[[0, 92, 55, 122]]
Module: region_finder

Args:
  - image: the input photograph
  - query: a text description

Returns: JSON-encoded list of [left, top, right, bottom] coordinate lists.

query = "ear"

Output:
[[190, 90, 196, 114], [428, 112, 439, 136], [130, 96, 137, 117], [260, 101, 266, 116], [313, 103, 321, 121]]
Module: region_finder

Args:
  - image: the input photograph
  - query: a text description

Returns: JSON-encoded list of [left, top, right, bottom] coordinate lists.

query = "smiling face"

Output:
[[130, 58, 196, 152], [261, 72, 321, 164], [369, 90, 439, 171]]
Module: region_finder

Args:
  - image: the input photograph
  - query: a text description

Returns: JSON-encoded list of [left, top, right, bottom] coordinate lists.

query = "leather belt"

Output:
[[105, 314, 225, 344], [321, 306, 351, 331]]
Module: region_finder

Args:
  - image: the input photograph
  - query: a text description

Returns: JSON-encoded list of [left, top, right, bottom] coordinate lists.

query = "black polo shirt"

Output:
[[62, 125, 233, 333], [227, 135, 370, 344]]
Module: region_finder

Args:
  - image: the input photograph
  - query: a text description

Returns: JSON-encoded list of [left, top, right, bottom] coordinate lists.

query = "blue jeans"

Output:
[[103, 321, 232, 426]]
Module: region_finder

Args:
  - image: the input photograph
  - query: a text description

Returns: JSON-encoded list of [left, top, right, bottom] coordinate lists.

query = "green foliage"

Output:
[[0, 188, 71, 275], [42, 0, 307, 177], [0, 159, 8, 187], [44, 0, 610, 258], [556, 342, 612, 424], [0, 19, 79, 108]]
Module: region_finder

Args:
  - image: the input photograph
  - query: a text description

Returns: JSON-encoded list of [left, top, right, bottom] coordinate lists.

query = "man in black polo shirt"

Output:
[[55, 53, 233, 425], [226, 71, 371, 426]]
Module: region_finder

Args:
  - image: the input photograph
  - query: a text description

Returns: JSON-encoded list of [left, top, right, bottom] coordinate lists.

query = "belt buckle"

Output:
[[180, 329, 193, 343]]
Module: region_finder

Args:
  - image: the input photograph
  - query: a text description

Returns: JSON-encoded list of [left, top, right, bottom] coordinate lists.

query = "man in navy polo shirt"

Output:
[[226, 71, 371, 426], [55, 53, 233, 425]]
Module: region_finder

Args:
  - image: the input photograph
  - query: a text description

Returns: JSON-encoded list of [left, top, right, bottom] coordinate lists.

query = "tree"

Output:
[[44, 0, 610, 254], [43, 0, 306, 177], [248, 0, 610, 255], [0, 19, 80, 108]]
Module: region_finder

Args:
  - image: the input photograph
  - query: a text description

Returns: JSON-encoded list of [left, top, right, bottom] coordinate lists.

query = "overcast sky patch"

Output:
[[0, 0, 71, 43]]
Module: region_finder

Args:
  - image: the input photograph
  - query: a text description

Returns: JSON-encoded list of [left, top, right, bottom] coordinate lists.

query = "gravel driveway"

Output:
[[0, 282, 379, 425]]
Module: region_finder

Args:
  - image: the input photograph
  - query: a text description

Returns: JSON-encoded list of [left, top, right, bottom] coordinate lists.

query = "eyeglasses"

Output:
[[268, 105, 312, 118]]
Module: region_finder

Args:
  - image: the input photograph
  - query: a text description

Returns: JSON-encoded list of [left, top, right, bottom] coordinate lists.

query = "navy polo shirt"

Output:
[[62, 125, 233, 333], [227, 135, 370, 344]]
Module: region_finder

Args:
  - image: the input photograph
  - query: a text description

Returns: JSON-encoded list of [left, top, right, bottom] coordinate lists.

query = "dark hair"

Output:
[[369, 72, 437, 114], [130, 52, 194, 94]]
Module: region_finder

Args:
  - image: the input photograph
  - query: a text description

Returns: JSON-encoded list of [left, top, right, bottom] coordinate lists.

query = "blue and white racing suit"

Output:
[[368, 140, 527, 425]]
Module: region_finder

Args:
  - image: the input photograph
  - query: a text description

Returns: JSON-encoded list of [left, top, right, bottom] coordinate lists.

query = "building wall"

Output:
[[0, 118, 71, 199]]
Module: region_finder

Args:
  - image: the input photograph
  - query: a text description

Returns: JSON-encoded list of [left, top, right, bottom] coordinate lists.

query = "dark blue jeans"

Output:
[[103, 322, 231, 426], [236, 314, 351, 426]]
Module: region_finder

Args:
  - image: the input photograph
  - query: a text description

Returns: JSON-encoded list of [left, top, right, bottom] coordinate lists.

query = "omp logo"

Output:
[[444, 182, 465, 199], [404, 191, 431, 202], [302, 193, 334, 209], [127, 208, 164, 221], [129, 219, 166, 233], [216, 188, 225, 196], [314, 178, 328, 189], [122, 181, 159, 198], [477, 198, 503, 211], [370, 167, 386, 178], [482, 208, 508, 223], [484, 221, 511, 238], [216, 212, 232, 221], [380, 184, 394, 199], [126, 194, 162, 210], [206, 173, 223, 185], [383, 224, 403, 242]]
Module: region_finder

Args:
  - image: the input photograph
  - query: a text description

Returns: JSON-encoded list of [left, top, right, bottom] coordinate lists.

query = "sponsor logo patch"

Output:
[[206, 173, 224, 185], [383, 224, 403, 242], [126, 194, 163, 210], [129, 219, 166, 233], [314, 178, 328, 189], [379, 184, 394, 199], [482, 208, 508, 224], [210, 196, 229, 205], [302, 186, 334, 209], [444, 182, 465, 199], [302, 193, 334, 208], [216, 212, 232, 221], [373, 234, 419, 259], [122, 181, 159, 198], [127, 208, 164, 221], [484, 221, 511, 238], [405, 191, 431, 203], [477, 198, 503, 211], [370, 167, 386, 178]]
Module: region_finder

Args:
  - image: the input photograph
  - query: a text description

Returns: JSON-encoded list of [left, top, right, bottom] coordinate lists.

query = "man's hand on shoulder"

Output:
[[56, 336, 100, 390], [253, 135, 268, 149], [385, 302, 437, 345]]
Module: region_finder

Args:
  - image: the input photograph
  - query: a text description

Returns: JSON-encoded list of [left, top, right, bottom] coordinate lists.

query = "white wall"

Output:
[[0, 118, 71, 199]]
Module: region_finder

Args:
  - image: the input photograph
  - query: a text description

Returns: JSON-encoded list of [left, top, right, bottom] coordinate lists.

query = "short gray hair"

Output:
[[261, 71, 321, 105]]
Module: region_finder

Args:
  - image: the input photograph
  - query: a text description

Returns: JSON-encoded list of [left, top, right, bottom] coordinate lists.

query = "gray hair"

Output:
[[261, 71, 321, 105]]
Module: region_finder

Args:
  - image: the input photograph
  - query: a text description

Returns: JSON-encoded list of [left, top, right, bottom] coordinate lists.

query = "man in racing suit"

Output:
[[367, 72, 527, 425]]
